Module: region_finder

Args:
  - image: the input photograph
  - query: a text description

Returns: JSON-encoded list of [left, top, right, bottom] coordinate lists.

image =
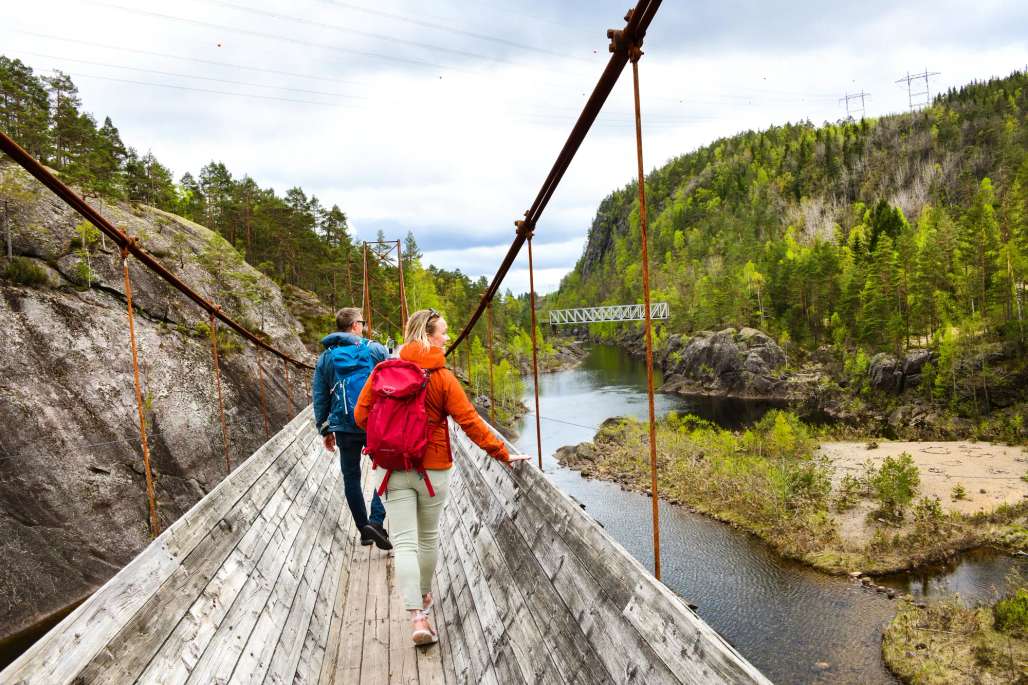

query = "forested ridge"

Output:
[[554, 69, 1028, 428]]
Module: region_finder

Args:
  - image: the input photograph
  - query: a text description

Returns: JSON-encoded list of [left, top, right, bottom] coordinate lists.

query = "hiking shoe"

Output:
[[362, 523, 392, 550], [412, 610, 437, 646], [359, 528, 374, 546]]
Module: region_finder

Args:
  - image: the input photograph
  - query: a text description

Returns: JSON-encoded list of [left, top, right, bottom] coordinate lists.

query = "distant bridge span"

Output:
[[548, 302, 669, 325]]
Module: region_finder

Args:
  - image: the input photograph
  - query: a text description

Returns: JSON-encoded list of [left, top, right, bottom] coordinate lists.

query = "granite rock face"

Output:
[[0, 163, 316, 643]]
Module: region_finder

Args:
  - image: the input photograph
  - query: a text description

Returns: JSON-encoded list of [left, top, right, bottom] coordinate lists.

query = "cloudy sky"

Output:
[[3, 1, 1026, 294]]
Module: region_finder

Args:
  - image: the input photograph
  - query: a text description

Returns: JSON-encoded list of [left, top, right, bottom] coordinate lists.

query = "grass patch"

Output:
[[2, 256, 48, 286], [883, 598, 1028, 684]]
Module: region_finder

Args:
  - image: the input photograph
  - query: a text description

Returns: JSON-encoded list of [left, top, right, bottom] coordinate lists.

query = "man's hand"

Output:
[[323, 434, 336, 452]]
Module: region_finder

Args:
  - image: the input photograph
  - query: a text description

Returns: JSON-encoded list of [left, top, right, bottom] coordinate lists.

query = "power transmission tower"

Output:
[[895, 69, 940, 111], [839, 90, 871, 120]]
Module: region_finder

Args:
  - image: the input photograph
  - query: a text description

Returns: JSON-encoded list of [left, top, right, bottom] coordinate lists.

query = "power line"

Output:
[[86, 1, 459, 74], [308, 0, 590, 63], [22, 51, 366, 100], [20, 31, 368, 88], [838, 90, 871, 119], [895, 69, 940, 111], [64, 73, 348, 106], [204, 0, 521, 66]]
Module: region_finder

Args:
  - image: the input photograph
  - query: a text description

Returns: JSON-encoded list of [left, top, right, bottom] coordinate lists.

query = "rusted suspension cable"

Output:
[[256, 348, 271, 439], [396, 239, 409, 330], [445, 0, 663, 356], [487, 303, 495, 423], [525, 230, 544, 470], [282, 357, 295, 417], [304, 369, 312, 404], [208, 311, 231, 474], [120, 248, 160, 538], [630, 42, 661, 580], [0, 131, 312, 371], [362, 242, 373, 338]]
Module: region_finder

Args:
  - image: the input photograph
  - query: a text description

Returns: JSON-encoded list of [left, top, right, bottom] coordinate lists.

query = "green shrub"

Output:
[[951, 483, 967, 500], [912, 495, 945, 534], [834, 473, 862, 512], [783, 460, 832, 510], [742, 410, 815, 460], [2, 256, 48, 286], [73, 258, 93, 289], [871, 452, 920, 519], [993, 588, 1028, 637]]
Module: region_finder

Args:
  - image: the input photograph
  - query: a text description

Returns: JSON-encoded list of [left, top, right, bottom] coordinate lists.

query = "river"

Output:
[[514, 344, 1025, 685]]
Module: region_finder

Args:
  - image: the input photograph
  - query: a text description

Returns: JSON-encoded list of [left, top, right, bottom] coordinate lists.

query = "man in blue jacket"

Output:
[[312, 307, 391, 549]]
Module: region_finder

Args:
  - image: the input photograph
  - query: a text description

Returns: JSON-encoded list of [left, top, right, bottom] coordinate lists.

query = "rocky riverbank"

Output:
[[575, 325, 1028, 443], [553, 414, 1028, 576]]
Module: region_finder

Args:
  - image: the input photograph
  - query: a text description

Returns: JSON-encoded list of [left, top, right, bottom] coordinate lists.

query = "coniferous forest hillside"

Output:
[[553, 70, 1028, 439]]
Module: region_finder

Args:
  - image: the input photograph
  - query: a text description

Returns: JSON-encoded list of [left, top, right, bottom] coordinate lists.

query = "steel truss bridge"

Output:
[[548, 302, 669, 325]]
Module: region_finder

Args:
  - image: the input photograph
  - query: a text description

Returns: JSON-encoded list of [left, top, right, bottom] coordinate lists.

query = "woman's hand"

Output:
[[503, 453, 531, 469]]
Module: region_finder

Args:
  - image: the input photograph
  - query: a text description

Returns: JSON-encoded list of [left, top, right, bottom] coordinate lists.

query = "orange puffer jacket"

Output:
[[354, 343, 510, 469]]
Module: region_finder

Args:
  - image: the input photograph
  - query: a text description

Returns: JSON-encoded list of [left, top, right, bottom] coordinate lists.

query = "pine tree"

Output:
[[0, 57, 51, 160], [46, 70, 82, 170], [957, 178, 1001, 318]]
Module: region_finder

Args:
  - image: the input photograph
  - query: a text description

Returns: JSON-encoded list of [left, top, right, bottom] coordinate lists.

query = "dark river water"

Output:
[[514, 344, 1025, 685]]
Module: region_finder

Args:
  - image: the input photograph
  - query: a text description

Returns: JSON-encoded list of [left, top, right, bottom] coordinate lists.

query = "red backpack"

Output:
[[364, 359, 440, 497]]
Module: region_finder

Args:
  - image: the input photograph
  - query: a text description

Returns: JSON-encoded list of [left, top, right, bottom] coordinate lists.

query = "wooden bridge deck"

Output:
[[1, 407, 770, 685]]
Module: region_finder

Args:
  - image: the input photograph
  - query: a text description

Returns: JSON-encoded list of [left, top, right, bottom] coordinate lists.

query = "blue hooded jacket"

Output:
[[312, 332, 388, 435]]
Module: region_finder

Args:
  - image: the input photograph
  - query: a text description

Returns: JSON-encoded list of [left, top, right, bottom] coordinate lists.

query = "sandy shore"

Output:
[[820, 441, 1028, 545]]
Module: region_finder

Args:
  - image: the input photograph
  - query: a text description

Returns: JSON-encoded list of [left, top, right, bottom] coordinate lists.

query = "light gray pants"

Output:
[[376, 467, 451, 610]]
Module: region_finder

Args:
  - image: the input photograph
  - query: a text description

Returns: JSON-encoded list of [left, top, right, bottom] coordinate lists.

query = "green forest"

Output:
[[0, 55, 554, 423], [553, 69, 1028, 424]]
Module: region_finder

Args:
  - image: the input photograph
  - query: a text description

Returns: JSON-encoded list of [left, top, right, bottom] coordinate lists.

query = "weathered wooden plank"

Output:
[[358, 546, 390, 685], [454, 422, 770, 685], [184, 444, 335, 684], [441, 499, 527, 685], [446, 485, 565, 685], [134, 435, 321, 684], [386, 553, 419, 685], [468, 448, 685, 684], [332, 542, 372, 684], [228, 461, 339, 684], [440, 504, 493, 685], [291, 486, 352, 685], [74, 428, 322, 684], [453, 453, 612, 685], [314, 462, 371, 685], [486, 522, 613, 685], [468, 454, 674, 684], [426, 574, 456, 685], [622, 580, 772, 685], [1, 410, 315, 685], [433, 550, 472, 685]]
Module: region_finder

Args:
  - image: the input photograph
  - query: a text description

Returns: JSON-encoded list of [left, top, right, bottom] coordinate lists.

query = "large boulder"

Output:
[[662, 327, 788, 398]]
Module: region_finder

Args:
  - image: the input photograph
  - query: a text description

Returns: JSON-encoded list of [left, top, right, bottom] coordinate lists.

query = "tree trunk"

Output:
[[4, 200, 10, 260]]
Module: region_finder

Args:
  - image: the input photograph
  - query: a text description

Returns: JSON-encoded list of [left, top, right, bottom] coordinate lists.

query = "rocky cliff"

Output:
[[0, 160, 317, 646]]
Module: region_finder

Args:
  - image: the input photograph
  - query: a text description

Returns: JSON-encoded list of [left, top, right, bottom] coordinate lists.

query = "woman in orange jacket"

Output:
[[354, 308, 529, 644]]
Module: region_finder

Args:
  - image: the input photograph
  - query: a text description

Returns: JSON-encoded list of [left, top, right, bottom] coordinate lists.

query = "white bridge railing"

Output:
[[548, 302, 669, 325]]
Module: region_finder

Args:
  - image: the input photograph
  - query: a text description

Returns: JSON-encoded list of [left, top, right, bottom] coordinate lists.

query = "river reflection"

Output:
[[515, 344, 1025, 685]]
